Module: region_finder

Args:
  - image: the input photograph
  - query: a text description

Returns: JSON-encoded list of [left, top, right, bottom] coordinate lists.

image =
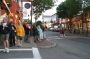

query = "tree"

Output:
[[56, 0, 82, 32], [56, 2, 67, 19], [65, 0, 82, 31], [65, 0, 82, 18], [29, 0, 54, 19], [57, 0, 82, 19]]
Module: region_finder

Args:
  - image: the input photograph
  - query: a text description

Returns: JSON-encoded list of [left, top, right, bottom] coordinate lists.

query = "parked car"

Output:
[[48, 27, 54, 31]]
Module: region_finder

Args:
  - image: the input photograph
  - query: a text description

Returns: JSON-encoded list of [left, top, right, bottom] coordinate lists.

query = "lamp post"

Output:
[[30, 0, 33, 36], [30, 0, 33, 25]]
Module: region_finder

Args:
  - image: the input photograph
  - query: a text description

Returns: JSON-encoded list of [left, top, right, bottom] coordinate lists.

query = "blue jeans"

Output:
[[24, 34, 30, 42]]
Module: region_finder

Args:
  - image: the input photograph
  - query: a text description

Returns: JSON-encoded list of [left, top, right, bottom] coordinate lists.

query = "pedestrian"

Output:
[[16, 21, 25, 47], [60, 28, 65, 37], [1, 21, 10, 53], [8, 22, 16, 47], [0, 22, 3, 45], [37, 25, 44, 41], [23, 22, 31, 43], [32, 24, 39, 43]]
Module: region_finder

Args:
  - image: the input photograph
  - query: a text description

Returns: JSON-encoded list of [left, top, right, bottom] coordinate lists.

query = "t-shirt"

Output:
[[16, 25, 25, 37]]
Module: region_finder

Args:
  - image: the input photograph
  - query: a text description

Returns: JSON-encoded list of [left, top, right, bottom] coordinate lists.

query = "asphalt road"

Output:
[[0, 31, 90, 59], [39, 31, 90, 59]]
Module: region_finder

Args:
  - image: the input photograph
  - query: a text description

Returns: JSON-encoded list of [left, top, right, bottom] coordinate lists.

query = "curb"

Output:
[[36, 40, 56, 48]]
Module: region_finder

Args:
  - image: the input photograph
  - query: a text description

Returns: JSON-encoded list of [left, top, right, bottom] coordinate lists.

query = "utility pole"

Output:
[[30, 0, 33, 36]]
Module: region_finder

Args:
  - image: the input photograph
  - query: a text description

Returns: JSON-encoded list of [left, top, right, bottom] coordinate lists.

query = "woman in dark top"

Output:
[[23, 23, 31, 42], [8, 22, 16, 47], [0, 22, 4, 44], [32, 25, 39, 42]]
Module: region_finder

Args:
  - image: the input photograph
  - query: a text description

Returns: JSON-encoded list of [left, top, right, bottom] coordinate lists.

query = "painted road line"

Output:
[[0, 49, 32, 51], [10, 48, 32, 51], [32, 48, 42, 59], [0, 47, 42, 59], [7, 58, 34, 59]]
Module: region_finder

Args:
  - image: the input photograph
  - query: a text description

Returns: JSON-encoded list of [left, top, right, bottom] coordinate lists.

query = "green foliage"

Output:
[[23, 19, 32, 24], [56, 2, 67, 18], [56, 0, 82, 31], [65, 0, 82, 18], [31, 0, 54, 19], [57, 0, 82, 19]]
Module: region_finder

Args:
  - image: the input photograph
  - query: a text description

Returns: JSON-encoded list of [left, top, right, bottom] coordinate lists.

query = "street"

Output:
[[0, 31, 90, 59], [39, 31, 90, 59], [1, 0, 90, 59]]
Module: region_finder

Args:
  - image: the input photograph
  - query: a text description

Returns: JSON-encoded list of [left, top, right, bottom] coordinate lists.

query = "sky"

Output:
[[43, 0, 65, 16], [37, 0, 65, 21]]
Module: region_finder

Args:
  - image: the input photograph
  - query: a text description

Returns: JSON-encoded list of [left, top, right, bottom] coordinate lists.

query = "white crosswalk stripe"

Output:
[[0, 47, 42, 59]]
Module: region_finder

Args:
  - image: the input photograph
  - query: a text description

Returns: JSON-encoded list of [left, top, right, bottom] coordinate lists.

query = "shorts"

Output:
[[2, 34, 9, 40], [16, 36, 24, 40]]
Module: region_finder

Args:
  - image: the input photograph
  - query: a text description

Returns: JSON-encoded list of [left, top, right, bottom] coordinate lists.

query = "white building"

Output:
[[42, 14, 57, 23]]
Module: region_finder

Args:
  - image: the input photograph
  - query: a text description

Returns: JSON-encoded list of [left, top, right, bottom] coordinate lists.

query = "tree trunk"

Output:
[[86, 11, 90, 35], [81, 13, 84, 34], [68, 18, 72, 33]]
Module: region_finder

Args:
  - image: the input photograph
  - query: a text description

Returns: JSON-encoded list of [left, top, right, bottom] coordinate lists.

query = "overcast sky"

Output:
[[37, 0, 65, 21], [43, 0, 65, 16]]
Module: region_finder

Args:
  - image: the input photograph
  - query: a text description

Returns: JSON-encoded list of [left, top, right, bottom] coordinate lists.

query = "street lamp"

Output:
[[30, 0, 33, 25], [29, 0, 33, 36]]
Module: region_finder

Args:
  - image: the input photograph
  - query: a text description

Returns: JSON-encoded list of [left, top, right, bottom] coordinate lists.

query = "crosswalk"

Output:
[[0, 47, 42, 59]]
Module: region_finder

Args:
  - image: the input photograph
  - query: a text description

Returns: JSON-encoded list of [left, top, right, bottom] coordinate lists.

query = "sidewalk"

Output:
[[65, 31, 90, 37], [0, 37, 56, 49], [26, 37, 56, 48], [19, 32, 90, 48], [36, 39, 56, 48], [64, 31, 90, 38], [28, 36, 56, 48], [0, 31, 89, 49]]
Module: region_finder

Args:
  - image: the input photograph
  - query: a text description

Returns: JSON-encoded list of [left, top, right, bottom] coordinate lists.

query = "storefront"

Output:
[[71, 16, 82, 33]]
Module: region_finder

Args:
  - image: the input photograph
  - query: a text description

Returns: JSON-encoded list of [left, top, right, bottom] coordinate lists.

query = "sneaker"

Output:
[[5, 48, 9, 53]]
